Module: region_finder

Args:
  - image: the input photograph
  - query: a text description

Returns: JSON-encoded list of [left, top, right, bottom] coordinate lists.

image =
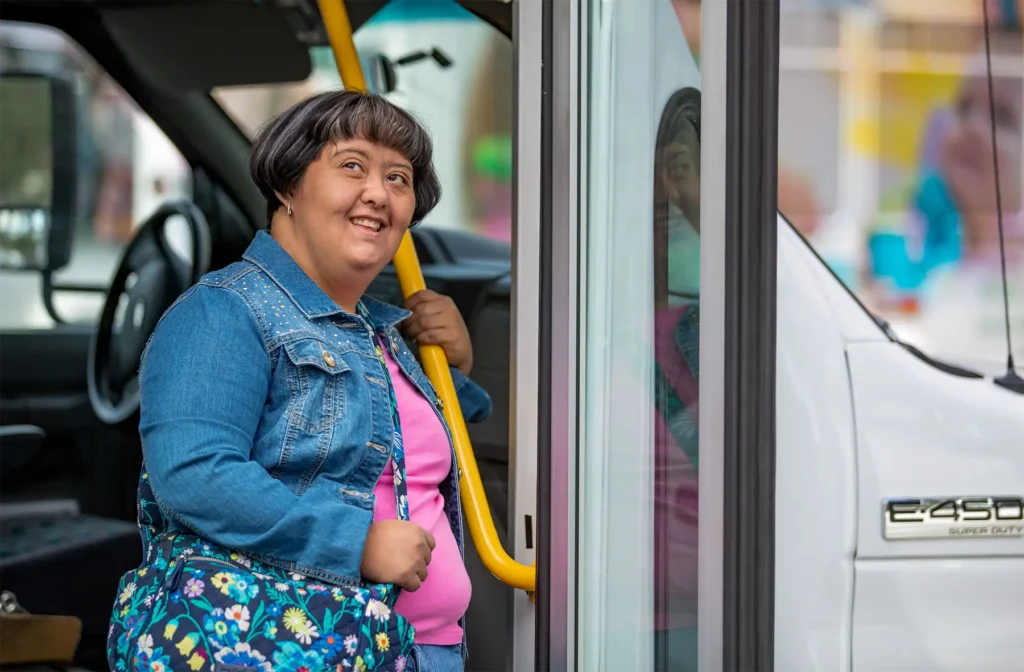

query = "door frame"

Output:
[[720, 0, 781, 669], [520, 0, 783, 668]]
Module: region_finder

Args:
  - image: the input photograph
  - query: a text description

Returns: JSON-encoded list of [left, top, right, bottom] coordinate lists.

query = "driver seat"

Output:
[[0, 427, 140, 666]]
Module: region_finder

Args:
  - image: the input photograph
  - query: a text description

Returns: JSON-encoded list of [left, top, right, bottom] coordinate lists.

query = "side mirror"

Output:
[[0, 71, 78, 272]]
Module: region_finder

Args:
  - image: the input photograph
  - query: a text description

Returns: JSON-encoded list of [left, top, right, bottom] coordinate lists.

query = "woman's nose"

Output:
[[360, 177, 388, 207]]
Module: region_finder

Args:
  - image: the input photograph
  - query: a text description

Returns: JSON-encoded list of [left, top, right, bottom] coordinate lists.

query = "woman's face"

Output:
[[940, 75, 1022, 217], [283, 138, 417, 277], [660, 138, 701, 230]]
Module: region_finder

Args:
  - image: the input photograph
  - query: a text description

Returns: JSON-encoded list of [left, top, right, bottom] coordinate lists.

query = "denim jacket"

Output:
[[138, 231, 492, 593]]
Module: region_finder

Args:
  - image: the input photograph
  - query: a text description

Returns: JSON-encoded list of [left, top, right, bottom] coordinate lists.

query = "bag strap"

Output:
[[356, 302, 411, 521]]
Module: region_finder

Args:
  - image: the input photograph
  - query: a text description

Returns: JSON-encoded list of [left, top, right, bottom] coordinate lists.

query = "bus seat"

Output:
[[1, 424, 141, 655], [0, 425, 46, 478], [0, 510, 139, 658]]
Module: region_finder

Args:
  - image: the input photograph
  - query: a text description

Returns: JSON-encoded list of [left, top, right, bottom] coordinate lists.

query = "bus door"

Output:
[[522, 0, 782, 669], [320, 0, 782, 668]]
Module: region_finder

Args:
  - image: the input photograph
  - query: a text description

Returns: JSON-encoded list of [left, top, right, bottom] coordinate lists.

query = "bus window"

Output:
[[0, 20, 192, 329], [578, 0, 702, 670], [775, 1, 1024, 376], [211, 0, 512, 241]]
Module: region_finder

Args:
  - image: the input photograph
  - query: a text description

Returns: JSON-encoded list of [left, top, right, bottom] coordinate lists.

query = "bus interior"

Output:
[[3, 1, 525, 669]]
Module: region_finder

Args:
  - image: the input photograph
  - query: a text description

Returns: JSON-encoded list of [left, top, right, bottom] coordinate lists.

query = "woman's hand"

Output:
[[361, 520, 436, 591], [402, 290, 474, 375]]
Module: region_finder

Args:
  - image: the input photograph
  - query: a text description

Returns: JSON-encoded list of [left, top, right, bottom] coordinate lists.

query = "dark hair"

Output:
[[249, 90, 442, 227], [653, 87, 701, 310]]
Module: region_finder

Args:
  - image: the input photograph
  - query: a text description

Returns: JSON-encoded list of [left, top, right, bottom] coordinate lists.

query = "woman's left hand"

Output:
[[402, 290, 473, 376]]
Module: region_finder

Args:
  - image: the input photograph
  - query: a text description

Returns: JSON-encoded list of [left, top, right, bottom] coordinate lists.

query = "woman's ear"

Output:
[[273, 190, 292, 216]]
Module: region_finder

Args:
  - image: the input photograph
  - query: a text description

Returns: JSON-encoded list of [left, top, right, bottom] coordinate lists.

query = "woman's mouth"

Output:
[[351, 217, 385, 233]]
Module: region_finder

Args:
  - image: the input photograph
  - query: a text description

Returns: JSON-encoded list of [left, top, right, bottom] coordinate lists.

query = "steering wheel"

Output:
[[89, 200, 211, 424]]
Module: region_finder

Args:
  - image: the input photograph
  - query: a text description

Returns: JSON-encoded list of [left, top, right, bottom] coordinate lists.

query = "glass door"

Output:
[[531, 0, 783, 669], [577, 0, 705, 668]]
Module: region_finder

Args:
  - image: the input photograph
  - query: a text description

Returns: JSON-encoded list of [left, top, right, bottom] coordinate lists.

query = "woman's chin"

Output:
[[339, 250, 393, 276]]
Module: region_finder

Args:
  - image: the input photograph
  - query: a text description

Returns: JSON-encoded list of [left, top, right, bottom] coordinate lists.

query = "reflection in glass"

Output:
[[211, 0, 513, 239], [652, 87, 701, 672], [0, 78, 53, 210], [0, 208, 49, 269], [579, 0, 703, 667]]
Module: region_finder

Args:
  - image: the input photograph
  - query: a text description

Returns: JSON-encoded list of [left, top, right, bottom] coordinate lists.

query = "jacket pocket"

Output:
[[283, 337, 350, 434]]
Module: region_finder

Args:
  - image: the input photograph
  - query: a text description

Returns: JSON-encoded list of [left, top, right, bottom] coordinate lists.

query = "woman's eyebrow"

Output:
[[331, 146, 370, 160], [330, 146, 412, 172]]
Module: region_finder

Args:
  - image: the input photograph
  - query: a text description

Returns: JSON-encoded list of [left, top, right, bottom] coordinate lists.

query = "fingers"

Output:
[[403, 573, 423, 592], [421, 530, 435, 566], [411, 328, 449, 347], [403, 313, 452, 340], [404, 561, 428, 592], [403, 289, 443, 312]]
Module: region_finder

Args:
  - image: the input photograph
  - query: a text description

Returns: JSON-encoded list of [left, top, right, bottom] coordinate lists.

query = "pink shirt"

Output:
[[372, 350, 471, 645], [652, 306, 700, 630]]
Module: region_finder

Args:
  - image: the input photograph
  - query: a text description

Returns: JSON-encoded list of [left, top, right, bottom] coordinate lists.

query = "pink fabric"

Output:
[[652, 305, 700, 630], [372, 350, 471, 645]]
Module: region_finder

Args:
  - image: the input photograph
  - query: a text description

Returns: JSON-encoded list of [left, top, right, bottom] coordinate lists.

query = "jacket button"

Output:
[[322, 352, 336, 368], [437, 397, 444, 410]]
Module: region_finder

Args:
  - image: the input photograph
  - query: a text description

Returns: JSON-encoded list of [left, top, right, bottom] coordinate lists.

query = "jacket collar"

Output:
[[242, 231, 412, 329]]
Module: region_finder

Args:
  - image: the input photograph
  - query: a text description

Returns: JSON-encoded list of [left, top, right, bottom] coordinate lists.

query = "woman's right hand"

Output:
[[360, 520, 436, 591]]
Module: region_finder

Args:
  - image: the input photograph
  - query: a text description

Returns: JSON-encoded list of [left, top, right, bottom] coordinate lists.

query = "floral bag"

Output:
[[108, 308, 416, 672]]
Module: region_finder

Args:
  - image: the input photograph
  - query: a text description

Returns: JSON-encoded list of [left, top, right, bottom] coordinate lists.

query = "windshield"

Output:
[[211, 0, 1024, 378], [212, 0, 512, 242], [770, 2, 1023, 377]]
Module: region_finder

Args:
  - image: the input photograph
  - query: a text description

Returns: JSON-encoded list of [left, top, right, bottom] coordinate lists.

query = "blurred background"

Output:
[[2, 0, 1021, 376]]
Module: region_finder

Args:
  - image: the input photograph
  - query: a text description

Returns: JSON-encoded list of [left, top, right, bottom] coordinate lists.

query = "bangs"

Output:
[[312, 95, 434, 175]]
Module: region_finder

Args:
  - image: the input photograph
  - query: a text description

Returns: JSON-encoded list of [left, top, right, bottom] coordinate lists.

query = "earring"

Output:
[[286, 202, 292, 216]]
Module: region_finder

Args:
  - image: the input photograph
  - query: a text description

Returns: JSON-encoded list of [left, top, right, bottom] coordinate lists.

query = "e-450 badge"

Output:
[[883, 497, 1024, 540]]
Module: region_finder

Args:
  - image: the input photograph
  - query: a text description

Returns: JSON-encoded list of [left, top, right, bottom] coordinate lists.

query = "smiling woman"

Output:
[[107, 89, 492, 672]]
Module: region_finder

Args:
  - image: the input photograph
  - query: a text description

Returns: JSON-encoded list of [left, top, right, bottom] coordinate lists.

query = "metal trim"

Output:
[[536, 0, 580, 668], [722, 0, 781, 670], [698, 0, 729, 669], [511, 0, 544, 667]]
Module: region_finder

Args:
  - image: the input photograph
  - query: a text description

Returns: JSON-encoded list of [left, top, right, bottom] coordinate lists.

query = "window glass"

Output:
[[0, 21, 192, 330], [211, 0, 513, 239], [777, 0, 1024, 375], [578, 0, 701, 669]]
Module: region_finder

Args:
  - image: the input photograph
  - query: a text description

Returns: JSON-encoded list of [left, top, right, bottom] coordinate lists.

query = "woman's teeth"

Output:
[[352, 218, 382, 232]]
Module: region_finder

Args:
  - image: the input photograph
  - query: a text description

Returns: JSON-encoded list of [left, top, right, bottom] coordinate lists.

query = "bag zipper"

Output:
[[164, 555, 239, 591]]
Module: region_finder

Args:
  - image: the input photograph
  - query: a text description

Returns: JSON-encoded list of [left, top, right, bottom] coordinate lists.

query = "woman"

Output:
[[108, 91, 491, 672], [652, 87, 701, 672], [865, 27, 1023, 368]]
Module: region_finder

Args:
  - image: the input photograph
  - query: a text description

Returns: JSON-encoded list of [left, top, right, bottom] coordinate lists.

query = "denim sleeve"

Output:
[[139, 284, 373, 586], [450, 366, 493, 423]]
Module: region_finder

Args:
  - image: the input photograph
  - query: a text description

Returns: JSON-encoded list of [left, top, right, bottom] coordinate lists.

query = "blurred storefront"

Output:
[[777, 0, 1023, 375]]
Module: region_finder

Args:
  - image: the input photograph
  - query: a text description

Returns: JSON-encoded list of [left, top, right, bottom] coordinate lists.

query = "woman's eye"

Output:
[[388, 173, 409, 185], [342, 161, 362, 172], [669, 162, 691, 178]]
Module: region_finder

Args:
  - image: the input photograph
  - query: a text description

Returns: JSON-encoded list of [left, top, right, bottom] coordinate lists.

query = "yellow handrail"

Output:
[[317, 0, 536, 593]]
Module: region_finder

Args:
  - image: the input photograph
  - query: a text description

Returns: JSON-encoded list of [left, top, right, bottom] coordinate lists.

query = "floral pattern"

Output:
[[108, 303, 417, 671]]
